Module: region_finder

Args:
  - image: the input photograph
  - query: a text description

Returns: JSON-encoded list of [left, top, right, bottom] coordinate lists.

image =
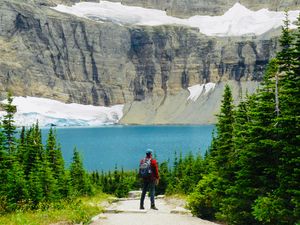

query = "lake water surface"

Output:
[[41, 125, 214, 171]]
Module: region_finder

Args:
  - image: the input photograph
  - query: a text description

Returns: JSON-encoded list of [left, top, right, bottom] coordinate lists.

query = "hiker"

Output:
[[139, 149, 159, 210]]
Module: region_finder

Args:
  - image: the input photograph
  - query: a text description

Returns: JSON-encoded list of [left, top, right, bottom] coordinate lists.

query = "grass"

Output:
[[0, 193, 110, 225]]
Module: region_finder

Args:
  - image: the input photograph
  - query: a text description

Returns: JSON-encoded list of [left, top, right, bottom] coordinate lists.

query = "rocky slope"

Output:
[[0, 0, 292, 124]]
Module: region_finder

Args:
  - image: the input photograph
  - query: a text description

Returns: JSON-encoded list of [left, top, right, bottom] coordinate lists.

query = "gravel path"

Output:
[[90, 197, 219, 225]]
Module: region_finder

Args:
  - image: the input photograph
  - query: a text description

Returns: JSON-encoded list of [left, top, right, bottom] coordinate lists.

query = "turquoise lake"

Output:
[[41, 125, 215, 171]]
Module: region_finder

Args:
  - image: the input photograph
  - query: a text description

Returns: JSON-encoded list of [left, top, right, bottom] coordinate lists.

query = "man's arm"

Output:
[[152, 159, 159, 180]]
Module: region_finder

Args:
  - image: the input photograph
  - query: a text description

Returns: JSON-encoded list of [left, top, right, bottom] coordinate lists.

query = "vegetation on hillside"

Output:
[[0, 94, 104, 224], [188, 13, 300, 225]]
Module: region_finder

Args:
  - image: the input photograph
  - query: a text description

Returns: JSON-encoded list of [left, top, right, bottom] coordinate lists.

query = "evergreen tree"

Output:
[[0, 94, 29, 212], [40, 159, 58, 202], [69, 148, 92, 196], [45, 127, 65, 196], [16, 126, 27, 166], [0, 121, 7, 202], [22, 124, 44, 177], [211, 84, 235, 176], [221, 60, 281, 224], [156, 161, 169, 195], [1, 92, 17, 154], [5, 160, 28, 211], [28, 161, 44, 207], [33, 122, 44, 159], [46, 127, 64, 176], [272, 13, 300, 223], [192, 152, 205, 182], [188, 84, 235, 220], [277, 12, 295, 76], [178, 152, 195, 193]]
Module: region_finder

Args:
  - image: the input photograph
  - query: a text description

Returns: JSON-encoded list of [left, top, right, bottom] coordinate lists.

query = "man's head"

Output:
[[146, 149, 153, 157]]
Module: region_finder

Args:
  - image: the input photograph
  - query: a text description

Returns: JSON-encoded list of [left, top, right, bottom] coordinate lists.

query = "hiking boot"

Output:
[[151, 205, 158, 210]]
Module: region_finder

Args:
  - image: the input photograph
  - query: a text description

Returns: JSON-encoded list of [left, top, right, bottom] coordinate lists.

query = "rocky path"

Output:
[[90, 193, 219, 225]]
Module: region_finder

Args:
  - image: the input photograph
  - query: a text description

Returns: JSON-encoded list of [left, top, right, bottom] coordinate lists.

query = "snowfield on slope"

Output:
[[0, 96, 124, 127], [0, 82, 215, 127], [53, 1, 300, 36], [188, 83, 216, 102]]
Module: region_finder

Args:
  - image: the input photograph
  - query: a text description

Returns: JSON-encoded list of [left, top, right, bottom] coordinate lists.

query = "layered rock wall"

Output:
[[0, 0, 284, 123]]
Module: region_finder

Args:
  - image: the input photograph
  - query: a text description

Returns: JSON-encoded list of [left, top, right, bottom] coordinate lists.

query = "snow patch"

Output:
[[187, 83, 216, 102], [52, 1, 300, 36], [0, 96, 124, 127]]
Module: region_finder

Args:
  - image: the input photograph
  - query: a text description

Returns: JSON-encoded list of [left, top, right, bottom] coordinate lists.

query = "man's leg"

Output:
[[149, 181, 158, 210], [140, 180, 148, 209]]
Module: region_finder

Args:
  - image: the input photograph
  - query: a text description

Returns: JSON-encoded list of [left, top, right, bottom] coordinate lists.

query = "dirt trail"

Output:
[[90, 196, 219, 225]]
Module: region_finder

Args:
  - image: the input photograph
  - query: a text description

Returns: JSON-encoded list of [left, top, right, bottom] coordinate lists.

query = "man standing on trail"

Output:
[[139, 149, 159, 210]]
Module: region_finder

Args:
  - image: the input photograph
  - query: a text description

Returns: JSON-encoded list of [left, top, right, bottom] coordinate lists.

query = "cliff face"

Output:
[[0, 0, 283, 124]]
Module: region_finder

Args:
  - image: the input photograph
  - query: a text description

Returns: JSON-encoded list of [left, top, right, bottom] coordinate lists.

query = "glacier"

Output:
[[0, 97, 124, 127], [0, 82, 215, 127], [52, 1, 300, 36]]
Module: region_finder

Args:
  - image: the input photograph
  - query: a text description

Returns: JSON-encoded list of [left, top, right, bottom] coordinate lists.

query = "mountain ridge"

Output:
[[0, 0, 298, 124], [50, 0, 300, 18]]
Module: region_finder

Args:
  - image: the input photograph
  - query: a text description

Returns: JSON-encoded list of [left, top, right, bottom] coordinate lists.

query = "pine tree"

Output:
[[46, 127, 65, 176], [211, 84, 235, 178], [16, 127, 26, 166], [33, 122, 44, 159], [0, 94, 29, 211], [179, 152, 195, 193], [40, 159, 58, 202], [22, 124, 44, 177], [2, 92, 17, 154], [28, 161, 44, 207], [69, 148, 92, 196], [0, 122, 7, 201], [221, 60, 281, 224], [156, 161, 169, 195], [192, 152, 205, 182], [5, 160, 28, 211], [272, 13, 300, 223], [277, 11, 294, 76], [45, 127, 65, 196], [188, 84, 235, 220]]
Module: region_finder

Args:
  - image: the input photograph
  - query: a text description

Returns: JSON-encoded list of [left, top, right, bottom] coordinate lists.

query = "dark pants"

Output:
[[140, 179, 155, 207]]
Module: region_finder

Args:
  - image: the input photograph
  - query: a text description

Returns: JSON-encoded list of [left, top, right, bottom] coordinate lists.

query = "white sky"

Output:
[[53, 1, 300, 36]]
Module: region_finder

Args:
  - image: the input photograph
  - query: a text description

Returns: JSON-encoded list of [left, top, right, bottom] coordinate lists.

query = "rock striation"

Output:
[[0, 0, 288, 124]]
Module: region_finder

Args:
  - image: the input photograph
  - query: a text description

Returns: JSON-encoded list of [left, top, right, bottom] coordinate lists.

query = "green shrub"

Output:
[[252, 195, 291, 225], [188, 173, 222, 220]]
